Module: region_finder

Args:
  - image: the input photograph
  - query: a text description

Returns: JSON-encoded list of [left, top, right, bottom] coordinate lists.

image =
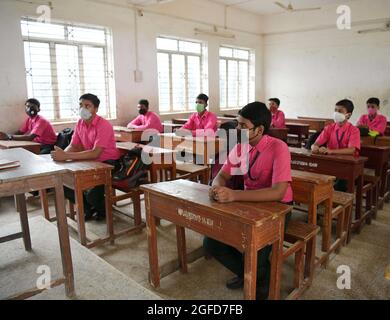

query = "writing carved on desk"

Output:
[[177, 208, 214, 227], [291, 160, 319, 168]]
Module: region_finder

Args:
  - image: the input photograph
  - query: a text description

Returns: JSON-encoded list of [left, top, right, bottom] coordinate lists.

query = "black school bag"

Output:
[[112, 147, 150, 188], [56, 128, 74, 150]]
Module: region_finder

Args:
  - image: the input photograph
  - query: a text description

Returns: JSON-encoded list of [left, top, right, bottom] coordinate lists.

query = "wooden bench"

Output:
[[333, 191, 354, 245], [176, 162, 210, 185], [284, 221, 320, 300], [385, 262, 390, 280]]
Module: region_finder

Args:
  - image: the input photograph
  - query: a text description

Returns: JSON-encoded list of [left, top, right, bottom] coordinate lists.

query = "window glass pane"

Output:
[[179, 41, 201, 54], [227, 60, 238, 109], [157, 37, 178, 51], [219, 59, 227, 109], [219, 47, 233, 58], [238, 61, 249, 107], [68, 26, 106, 44], [233, 49, 249, 60], [157, 53, 170, 113], [56, 44, 80, 120], [21, 20, 65, 40], [171, 54, 186, 111], [187, 55, 201, 111], [82, 46, 108, 116], [24, 41, 54, 120]]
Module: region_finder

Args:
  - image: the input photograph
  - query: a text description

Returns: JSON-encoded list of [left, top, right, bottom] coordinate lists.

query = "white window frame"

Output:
[[157, 36, 207, 114], [219, 46, 254, 110], [21, 17, 116, 122]]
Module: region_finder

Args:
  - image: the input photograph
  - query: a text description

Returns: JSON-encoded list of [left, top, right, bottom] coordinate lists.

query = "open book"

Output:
[[0, 159, 21, 170]]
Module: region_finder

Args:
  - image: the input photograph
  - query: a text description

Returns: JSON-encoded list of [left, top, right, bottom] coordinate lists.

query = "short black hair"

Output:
[[367, 97, 380, 106], [79, 93, 100, 108], [197, 93, 209, 103], [269, 98, 280, 106], [336, 99, 354, 114], [238, 101, 271, 134], [25, 98, 40, 108], [138, 99, 149, 108]]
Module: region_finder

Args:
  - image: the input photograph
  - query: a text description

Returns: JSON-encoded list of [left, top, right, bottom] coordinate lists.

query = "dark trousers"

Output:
[[334, 179, 348, 192], [40, 144, 54, 155], [203, 210, 292, 294], [64, 185, 106, 215]]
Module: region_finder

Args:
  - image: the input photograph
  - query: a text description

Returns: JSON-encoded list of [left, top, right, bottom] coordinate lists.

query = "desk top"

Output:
[[141, 179, 291, 226], [159, 132, 220, 143], [39, 154, 113, 172], [0, 148, 66, 184], [291, 169, 336, 185], [0, 140, 40, 149], [286, 122, 310, 128], [289, 147, 367, 164], [117, 142, 178, 155], [113, 126, 143, 133]]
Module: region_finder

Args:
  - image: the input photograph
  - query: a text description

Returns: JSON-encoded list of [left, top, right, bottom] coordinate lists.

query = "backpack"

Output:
[[112, 147, 150, 188], [56, 128, 74, 150]]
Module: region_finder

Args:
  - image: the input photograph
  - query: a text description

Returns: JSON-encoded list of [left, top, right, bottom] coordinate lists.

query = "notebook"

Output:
[[0, 159, 21, 170]]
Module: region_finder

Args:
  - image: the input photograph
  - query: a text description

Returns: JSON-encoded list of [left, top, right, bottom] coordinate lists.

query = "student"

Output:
[[179, 93, 218, 137], [268, 98, 286, 129], [311, 99, 360, 192], [204, 101, 293, 300], [0, 98, 57, 154], [357, 98, 387, 136], [51, 93, 121, 221], [127, 99, 163, 133]]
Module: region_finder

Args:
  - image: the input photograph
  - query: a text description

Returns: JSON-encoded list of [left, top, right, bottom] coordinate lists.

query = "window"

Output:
[[21, 18, 116, 121], [219, 46, 255, 109], [157, 37, 207, 113]]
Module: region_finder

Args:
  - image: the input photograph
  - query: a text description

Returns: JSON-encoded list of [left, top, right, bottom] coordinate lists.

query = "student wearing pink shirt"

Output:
[[178, 93, 217, 137], [357, 98, 387, 136], [312, 99, 360, 191], [127, 99, 163, 133], [203, 102, 293, 300], [51, 93, 121, 221], [0, 98, 57, 154], [269, 98, 286, 129]]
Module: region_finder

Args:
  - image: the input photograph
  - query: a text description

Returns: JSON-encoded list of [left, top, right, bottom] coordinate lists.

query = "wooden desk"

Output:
[[0, 140, 41, 155], [361, 136, 376, 146], [289, 147, 367, 233], [39, 155, 114, 248], [223, 114, 237, 118], [384, 126, 390, 137], [292, 118, 328, 132], [217, 116, 237, 125], [268, 128, 289, 142], [117, 142, 177, 183], [171, 118, 188, 125], [376, 136, 390, 147], [286, 123, 310, 147], [0, 148, 74, 299], [297, 117, 334, 128], [386, 262, 390, 281], [159, 133, 221, 165], [141, 180, 292, 300], [113, 126, 143, 143], [291, 170, 336, 267], [162, 122, 182, 133], [360, 145, 390, 208]]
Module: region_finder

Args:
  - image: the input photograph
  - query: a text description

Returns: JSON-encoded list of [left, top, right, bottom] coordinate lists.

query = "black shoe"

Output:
[[84, 209, 97, 221], [226, 276, 244, 290], [256, 287, 269, 300], [95, 211, 106, 221]]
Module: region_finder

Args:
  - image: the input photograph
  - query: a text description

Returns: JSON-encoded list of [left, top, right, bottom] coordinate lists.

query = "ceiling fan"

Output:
[[274, 1, 321, 13]]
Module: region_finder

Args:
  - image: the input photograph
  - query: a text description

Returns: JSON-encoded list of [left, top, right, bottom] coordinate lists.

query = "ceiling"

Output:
[[209, 0, 356, 16]]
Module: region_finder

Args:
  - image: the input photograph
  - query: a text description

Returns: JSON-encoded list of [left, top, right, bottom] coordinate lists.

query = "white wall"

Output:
[[0, 0, 263, 132], [262, 0, 390, 123]]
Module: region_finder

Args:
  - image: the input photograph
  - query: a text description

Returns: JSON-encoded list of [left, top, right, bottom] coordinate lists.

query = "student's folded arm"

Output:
[[63, 146, 103, 161], [233, 182, 288, 202], [327, 147, 356, 155], [10, 133, 37, 141], [65, 144, 84, 153]]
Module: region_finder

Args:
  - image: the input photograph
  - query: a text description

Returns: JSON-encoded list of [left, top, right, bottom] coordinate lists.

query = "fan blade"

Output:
[[274, 1, 288, 10]]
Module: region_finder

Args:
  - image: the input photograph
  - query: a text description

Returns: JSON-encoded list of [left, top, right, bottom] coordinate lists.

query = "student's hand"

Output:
[[212, 186, 236, 203], [318, 147, 329, 155], [51, 146, 68, 162], [311, 144, 320, 154], [0, 132, 8, 140]]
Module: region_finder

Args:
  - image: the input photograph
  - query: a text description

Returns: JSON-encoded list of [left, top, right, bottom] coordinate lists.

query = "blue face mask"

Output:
[[79, 107, 92, 120]]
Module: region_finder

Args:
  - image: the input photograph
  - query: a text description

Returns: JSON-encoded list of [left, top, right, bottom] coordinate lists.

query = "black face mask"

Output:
[[26, 106, 38, 117], [139, 108, 147, 115]]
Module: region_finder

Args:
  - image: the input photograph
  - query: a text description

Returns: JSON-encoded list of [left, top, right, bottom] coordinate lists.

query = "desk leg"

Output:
[[321, 197, 332, 267], [54, 176, 75, 298], [16, 194, 32, 252], [40, 190, 50, 220], [75, 185, 87, 246], [269, 218, 284, 301], [354, 175, 364, 234], [104, 179, 115, 245], [145, 194, 160, 288], [243, 227, 257, 300], [176, 226, 188, 274]]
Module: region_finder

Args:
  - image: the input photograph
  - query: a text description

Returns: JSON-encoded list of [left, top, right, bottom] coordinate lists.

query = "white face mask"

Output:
[[79, 107, 92, 120], [334, 112, 346, 124]]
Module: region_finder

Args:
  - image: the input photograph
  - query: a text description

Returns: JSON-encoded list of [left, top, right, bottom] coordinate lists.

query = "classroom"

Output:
[[0, 0, 389, 303]]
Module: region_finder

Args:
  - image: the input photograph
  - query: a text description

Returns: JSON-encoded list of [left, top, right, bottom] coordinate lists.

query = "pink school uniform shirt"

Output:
[[128, 111, 163, 133], [271, 110, 286, 129], [357, 114, 387, 136], [221, 134, 293, 203], [315, 122, 361, 151], [182, 111, 218, 137], [20, 115, 57, 145], [71, 115, 120, 162]]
